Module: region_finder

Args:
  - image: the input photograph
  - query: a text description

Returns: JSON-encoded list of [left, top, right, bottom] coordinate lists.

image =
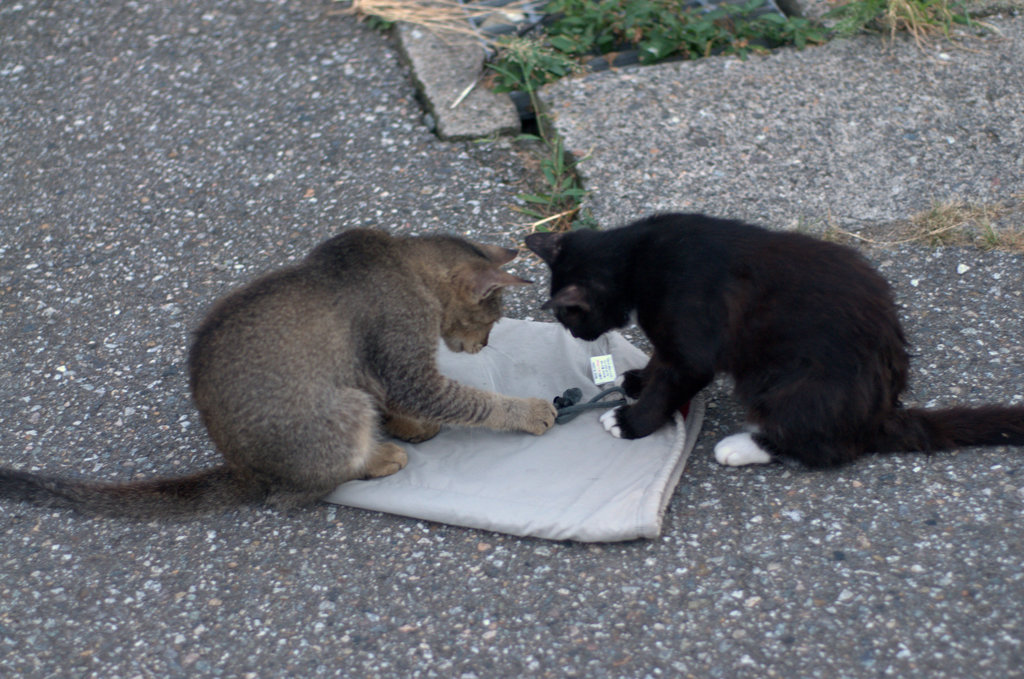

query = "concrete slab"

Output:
[[540, 17, 1024, 230], [397, 23, 519, 140]]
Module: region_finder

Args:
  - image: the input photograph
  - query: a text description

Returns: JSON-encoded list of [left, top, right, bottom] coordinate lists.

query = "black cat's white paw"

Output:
[[616, 369, 647, 399], [600, 407, 623, 438], [713, 433, 772, 466]]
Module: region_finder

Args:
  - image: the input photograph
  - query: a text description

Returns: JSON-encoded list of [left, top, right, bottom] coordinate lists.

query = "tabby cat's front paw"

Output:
[[521, 398, 557, 435]]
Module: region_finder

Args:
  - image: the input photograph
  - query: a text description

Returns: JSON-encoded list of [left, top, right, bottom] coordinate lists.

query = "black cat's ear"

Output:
[[524, 232, 564, 265], [541, 284, 590, 312], [470, 268, 533, 301]]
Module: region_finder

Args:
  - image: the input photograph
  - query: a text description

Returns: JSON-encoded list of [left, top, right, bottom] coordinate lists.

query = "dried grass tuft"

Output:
[[832, 199, 1024, 253], [339, 0, 529, 45], [882, 0, 950, 46]]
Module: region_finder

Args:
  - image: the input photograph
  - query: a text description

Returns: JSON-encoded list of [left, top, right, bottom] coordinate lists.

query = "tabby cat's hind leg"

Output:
[[384, 412, 442, 443], [364, 442, 408, 479], [258, 387, 386, 507]]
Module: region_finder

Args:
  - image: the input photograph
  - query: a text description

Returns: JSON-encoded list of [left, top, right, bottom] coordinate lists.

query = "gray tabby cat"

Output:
[[0, 229, 556, 517]]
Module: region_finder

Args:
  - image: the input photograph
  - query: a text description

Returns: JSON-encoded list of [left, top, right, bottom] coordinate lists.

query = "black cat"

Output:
[[526, 213, 1024, 468]]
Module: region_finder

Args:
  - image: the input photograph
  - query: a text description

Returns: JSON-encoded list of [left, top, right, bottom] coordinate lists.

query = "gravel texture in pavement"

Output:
[[2, 2, 1023, 678]]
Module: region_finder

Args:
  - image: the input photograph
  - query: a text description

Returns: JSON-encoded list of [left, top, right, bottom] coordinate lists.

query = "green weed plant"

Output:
[[540, 0, 825, 62], [488, 0, 826, 92], [487, 0, 982, 94]]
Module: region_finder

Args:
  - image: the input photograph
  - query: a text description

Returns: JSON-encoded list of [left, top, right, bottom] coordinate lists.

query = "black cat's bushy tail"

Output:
[[0, 466, 262, 518], [875, 406, 1024, 454]]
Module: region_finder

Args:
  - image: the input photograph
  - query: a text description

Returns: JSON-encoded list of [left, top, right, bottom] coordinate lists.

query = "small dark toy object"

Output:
[[553, 387, 628, 424]]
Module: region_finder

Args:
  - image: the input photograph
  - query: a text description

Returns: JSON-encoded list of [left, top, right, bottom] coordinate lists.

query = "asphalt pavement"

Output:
[[2, 1, 1023, 677]]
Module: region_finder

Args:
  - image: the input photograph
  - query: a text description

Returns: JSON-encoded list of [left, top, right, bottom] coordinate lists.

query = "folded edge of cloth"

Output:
[[324, 319, 705, 542]]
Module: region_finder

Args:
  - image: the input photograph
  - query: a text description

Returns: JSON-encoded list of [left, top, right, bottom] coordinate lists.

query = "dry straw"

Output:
[[340, 0, 531, 45], [832, 199, 1024, 253]]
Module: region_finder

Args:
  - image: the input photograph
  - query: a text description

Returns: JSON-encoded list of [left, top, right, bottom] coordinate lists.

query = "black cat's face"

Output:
[[525, 231, 630, 341], [543, 284, 616, 341]]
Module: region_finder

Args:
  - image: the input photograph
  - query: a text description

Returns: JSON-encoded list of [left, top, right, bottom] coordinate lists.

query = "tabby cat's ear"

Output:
[[476, 244, 519, 266], [541, 284, 590, 312], [524, 232, 564, 265], [466, 268, 533, 301]]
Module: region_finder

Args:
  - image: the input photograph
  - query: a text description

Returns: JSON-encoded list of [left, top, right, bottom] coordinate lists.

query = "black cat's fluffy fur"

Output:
[[526, 213, 1024, 467]]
